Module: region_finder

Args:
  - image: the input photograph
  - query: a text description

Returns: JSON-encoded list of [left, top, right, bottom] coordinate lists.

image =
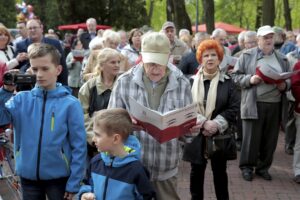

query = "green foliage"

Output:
[[9, 0, 300, 34], [24, 0, 148, 32], [146, 0, 166, 31], [0, 0, 17, 28], [147, 0, 300, 32]]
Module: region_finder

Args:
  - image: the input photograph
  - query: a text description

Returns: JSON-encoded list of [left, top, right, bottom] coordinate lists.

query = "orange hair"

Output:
[[196, 39, 224, 64]]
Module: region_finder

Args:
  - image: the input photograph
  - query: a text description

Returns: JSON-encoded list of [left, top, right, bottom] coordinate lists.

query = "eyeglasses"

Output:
[[144, 63, 166, 70], [28, 26, 40, 31]]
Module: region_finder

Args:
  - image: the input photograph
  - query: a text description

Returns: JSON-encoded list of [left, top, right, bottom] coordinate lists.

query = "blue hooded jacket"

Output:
[[0, 83, 87, 193], [78, 135, 156, 200]]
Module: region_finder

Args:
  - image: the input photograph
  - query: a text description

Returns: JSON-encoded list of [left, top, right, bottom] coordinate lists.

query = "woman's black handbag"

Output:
[[206, 131, 237, 160]]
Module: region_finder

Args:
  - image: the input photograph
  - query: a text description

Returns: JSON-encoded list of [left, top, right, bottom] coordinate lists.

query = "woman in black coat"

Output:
[[184, 39, 240, 200]]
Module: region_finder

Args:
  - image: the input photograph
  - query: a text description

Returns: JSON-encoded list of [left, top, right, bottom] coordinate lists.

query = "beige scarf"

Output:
[[191, 67, 220, 120]]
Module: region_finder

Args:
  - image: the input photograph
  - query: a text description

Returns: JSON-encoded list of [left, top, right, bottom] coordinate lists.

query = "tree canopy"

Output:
[[1, 0, 300, 33]]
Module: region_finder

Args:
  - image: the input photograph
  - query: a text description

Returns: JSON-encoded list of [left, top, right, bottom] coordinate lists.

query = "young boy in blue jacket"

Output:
[[0, 43, 87, 200], [79, 108, 156, 200]]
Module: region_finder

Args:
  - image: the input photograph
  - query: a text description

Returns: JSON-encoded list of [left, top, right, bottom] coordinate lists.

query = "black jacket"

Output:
[[183, 75, 240, 164]]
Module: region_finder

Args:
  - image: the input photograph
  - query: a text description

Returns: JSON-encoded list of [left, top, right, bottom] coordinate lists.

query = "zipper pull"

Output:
[[212, 139, 216, 151], [51, 112, 55, 131]]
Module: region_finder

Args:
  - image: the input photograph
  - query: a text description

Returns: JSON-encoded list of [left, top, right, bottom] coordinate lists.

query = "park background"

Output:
[[1, 0, 300, 34]]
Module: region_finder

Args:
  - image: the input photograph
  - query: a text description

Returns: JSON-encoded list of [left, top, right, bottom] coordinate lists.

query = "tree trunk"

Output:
[[171, 0, 192, 33], [239, 0, 245, 27], [166, 0, 174, 22], [262, 0, 275, 26], [283, 0, 292, 30], [148, 0, 155, 24], [255, 0, 262, 29], [202, 0, 215, 34]]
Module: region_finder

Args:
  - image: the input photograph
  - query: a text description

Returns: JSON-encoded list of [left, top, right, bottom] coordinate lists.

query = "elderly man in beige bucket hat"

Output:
[[108, 32, 193, 199]]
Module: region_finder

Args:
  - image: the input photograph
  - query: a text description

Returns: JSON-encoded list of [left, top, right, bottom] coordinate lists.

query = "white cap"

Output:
[[257, 25, 275, 37]]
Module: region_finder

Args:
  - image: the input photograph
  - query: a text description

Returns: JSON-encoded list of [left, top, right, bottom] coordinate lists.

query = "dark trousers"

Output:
[[190, 153, 229, 200], [239, 102, 281, 172], [285, 101, 296, 149], [21, 177, 68, 200]]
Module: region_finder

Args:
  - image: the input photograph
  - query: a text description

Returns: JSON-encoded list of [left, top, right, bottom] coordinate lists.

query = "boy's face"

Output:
[[92, 124, 115, 153], [30, 54, 62, 90]]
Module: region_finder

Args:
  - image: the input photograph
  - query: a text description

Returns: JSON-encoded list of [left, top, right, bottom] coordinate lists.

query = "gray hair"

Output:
[[238, 31, 247, 42], [179, 29, 190, 37], [244, 31, 257, 40], [86, 18, 96, 25], [296, 34, 300, 42], [211, 28, 226, 38], [102, 29, 121, 44]]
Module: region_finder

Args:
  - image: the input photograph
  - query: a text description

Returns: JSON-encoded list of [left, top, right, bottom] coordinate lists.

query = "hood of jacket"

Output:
[[101, 135, 141, 168], [31, 83, 71, 98]]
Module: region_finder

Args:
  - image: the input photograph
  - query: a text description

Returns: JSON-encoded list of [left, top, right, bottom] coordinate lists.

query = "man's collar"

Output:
[[257, 48, 274, 57]]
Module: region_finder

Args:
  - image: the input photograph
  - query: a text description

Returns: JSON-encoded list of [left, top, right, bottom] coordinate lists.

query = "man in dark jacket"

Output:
[[14, 19, 68, 85], [80, 18, 97, 50]]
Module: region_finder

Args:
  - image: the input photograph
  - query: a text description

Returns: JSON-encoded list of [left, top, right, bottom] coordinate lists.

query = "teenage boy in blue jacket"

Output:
[[0, 43, 87, 200], [79, 108, 156, 200]]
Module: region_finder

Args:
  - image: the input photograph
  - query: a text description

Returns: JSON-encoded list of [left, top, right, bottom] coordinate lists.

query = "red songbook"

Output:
[[129, 98, 197, 143], [72, 50, 85, 62], [256, 64, 299, 84]]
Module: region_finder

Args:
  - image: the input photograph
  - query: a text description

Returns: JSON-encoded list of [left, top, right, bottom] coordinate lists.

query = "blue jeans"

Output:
[[21, 177, 68, 200]]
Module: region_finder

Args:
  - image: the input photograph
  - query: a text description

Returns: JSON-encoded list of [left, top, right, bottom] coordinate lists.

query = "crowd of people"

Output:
[[0, 16, 300, 200]]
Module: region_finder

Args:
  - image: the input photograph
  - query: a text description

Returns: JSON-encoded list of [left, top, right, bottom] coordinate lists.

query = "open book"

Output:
[[129, 97, 197, 143], [72, 49, 85, 62], [256, 64, 299, 84]]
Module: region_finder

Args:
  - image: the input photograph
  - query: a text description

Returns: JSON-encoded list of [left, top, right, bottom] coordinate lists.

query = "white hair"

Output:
[[296, 34, 300, 42], [211, 28, 226, 38], [238, 31, 247, 42], [86, 18, 96, 25], [89, 37, 104, 50], [179, 29, 190, 37], [244, 31, 257, 40], [102, 29, 121, 43]]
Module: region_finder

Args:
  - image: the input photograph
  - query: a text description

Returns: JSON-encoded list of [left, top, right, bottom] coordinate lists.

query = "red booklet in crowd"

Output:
[[256, 64, 300, 84], [129, 97, 197, 143]]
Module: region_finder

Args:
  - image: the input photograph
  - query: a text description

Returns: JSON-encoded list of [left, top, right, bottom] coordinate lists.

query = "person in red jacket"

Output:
[[291, 61, 300, 183], [0, 61, 7, 87]]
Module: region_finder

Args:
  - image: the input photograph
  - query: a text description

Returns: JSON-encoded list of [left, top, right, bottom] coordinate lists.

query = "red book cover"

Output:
[[255, 64, 298, 84], [129, 98, 197, 143]]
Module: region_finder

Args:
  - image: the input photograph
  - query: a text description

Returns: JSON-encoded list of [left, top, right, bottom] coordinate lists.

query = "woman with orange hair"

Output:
[[183, 39, 240, 200]]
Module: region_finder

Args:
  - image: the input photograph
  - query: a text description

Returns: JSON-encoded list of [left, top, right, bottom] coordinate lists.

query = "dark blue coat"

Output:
[[15, 37, 68, 85]]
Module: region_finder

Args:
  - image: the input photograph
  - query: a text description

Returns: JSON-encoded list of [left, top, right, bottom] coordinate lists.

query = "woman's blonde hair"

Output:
[[97, 48, 121, 72], [0, 26, 12, 45]]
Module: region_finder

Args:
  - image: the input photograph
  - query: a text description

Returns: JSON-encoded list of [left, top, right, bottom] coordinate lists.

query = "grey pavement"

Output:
[[178, 131, 300, 200], [1, 132, 299, 200]]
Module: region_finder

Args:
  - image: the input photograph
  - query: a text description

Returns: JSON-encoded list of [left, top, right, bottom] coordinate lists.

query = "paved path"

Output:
[[1, 132, 299, 200], [178, 131, 300, 200]]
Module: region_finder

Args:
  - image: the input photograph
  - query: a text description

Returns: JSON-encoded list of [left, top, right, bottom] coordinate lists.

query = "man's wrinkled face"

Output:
[[87, 20, 97, 33], [144, 62, 167, 82], [258, 33, 274, 52]]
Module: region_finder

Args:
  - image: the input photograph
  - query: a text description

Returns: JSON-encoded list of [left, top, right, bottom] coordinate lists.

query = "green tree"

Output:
[[0, 0, 16, 28]]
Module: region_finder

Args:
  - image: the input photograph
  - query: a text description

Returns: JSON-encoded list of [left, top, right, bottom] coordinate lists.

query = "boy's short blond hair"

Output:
[[28, 43, 61, 65], [94, 108, 132, 141]]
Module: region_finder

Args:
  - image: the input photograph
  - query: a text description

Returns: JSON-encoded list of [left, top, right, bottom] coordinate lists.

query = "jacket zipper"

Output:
[[51, 112, 55, 131], [103, 157, 114, 200], [36, 91, 47, 180]]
